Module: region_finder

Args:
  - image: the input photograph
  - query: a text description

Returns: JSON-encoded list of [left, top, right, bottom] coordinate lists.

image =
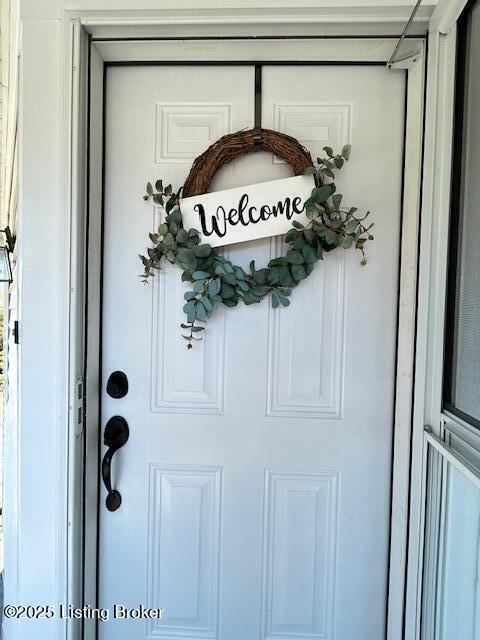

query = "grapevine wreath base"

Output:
[[140, 128, 374, 348]]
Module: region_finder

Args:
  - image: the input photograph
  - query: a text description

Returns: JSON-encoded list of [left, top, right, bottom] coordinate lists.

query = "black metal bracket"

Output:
[[253, 127, 262, 151], [1, 226, 16, 253], [254, 65, 262, 151]]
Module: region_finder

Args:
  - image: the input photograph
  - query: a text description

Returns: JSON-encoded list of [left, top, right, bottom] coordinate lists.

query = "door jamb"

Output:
[[78, 35, 426, 640]]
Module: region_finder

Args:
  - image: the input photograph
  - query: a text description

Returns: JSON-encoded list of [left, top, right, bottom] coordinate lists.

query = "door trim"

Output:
[[83, 36, 425, 640]]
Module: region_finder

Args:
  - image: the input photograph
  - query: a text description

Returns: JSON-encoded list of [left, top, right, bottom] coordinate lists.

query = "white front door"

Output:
[[99, 60, 405, 640]]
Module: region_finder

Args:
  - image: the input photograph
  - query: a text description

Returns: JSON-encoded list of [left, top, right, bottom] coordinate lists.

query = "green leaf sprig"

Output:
[[140, 145, 374, 348]]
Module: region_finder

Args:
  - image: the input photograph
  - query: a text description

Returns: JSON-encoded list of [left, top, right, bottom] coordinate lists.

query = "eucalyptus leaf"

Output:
[[268, 257, 288, 267], [243, 291, 260, 305], [222, 273, 238, 286], [253, 268, 268, 284], [332, 194, 343, 210], [301, 245, 317, 263], [252, 285, 269, 296], [345, 219, 358, 233], [220, 283, 235, 299], [325, 230, 338, 244], [183, 301, 196, 323], [238, 280, 250, 292], [208, 278, 221, 296], [285, 228, 299, 243], [195, 301, 207, 321], [286, 250, 304, 265], [176, 229, 188, 244], [306, 203, 319, 219], [277, 293, 290, 307], [193, 280, 205, 293], [291, 263, 307, 281], [293, 235, 306, 251], [169, 210, 182, 226], [222, 298, 238, 308], [193, 270, 210, 280], [195, 244, 212, 258], [165, 198, 176, 214], [234, 267, 246, 280], [311, 185, 333, 204], [202, 297, 214, 313], [279, 266, 296, 288]]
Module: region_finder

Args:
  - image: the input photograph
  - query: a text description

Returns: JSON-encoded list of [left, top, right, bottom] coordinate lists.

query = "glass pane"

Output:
[[444, 0, 480, 426], [422, 446, 480, 639], [438, 463, 480, 638]]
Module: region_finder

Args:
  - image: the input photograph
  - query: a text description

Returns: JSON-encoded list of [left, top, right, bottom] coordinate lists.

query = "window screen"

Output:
[[444, 0, 480, 427]]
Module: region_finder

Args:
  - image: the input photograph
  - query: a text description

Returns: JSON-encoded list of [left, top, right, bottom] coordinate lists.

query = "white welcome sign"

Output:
[[180, 174, 315, 248]]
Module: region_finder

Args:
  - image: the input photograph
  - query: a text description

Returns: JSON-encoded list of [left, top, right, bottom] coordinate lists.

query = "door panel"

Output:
[[99, 63, 405, 640]]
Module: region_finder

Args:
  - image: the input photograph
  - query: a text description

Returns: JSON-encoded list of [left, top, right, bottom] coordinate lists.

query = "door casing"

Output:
[[80, 35, 425, 640]]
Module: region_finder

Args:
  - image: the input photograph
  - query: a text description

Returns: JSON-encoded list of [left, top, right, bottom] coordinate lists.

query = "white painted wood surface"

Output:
[[99, 62, 405, 640], [386, 43, 425, 640], [93, 38, 423, 64], [404, 25, 457, 640]]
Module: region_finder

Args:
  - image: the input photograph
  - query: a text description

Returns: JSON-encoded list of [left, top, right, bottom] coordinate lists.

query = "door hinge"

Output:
[[13, 320, 19, 344]]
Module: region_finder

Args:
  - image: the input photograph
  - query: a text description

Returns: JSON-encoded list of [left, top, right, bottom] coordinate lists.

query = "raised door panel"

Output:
[[262, 471, 339, 640], [147, 465, 222, 639]]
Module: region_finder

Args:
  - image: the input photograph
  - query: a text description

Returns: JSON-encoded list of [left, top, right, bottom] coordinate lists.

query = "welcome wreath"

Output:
[[140, 128, 374, 348]]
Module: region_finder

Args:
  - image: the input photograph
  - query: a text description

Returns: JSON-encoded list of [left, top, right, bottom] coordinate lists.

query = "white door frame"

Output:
[[81, 35, 425, 640]]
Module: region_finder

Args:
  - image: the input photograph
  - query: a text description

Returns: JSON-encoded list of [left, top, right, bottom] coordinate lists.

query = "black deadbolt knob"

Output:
[[106, 371, 129, 399]]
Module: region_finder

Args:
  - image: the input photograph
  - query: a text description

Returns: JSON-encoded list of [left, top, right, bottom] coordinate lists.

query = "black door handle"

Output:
[[102, 416, 129, 511]]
